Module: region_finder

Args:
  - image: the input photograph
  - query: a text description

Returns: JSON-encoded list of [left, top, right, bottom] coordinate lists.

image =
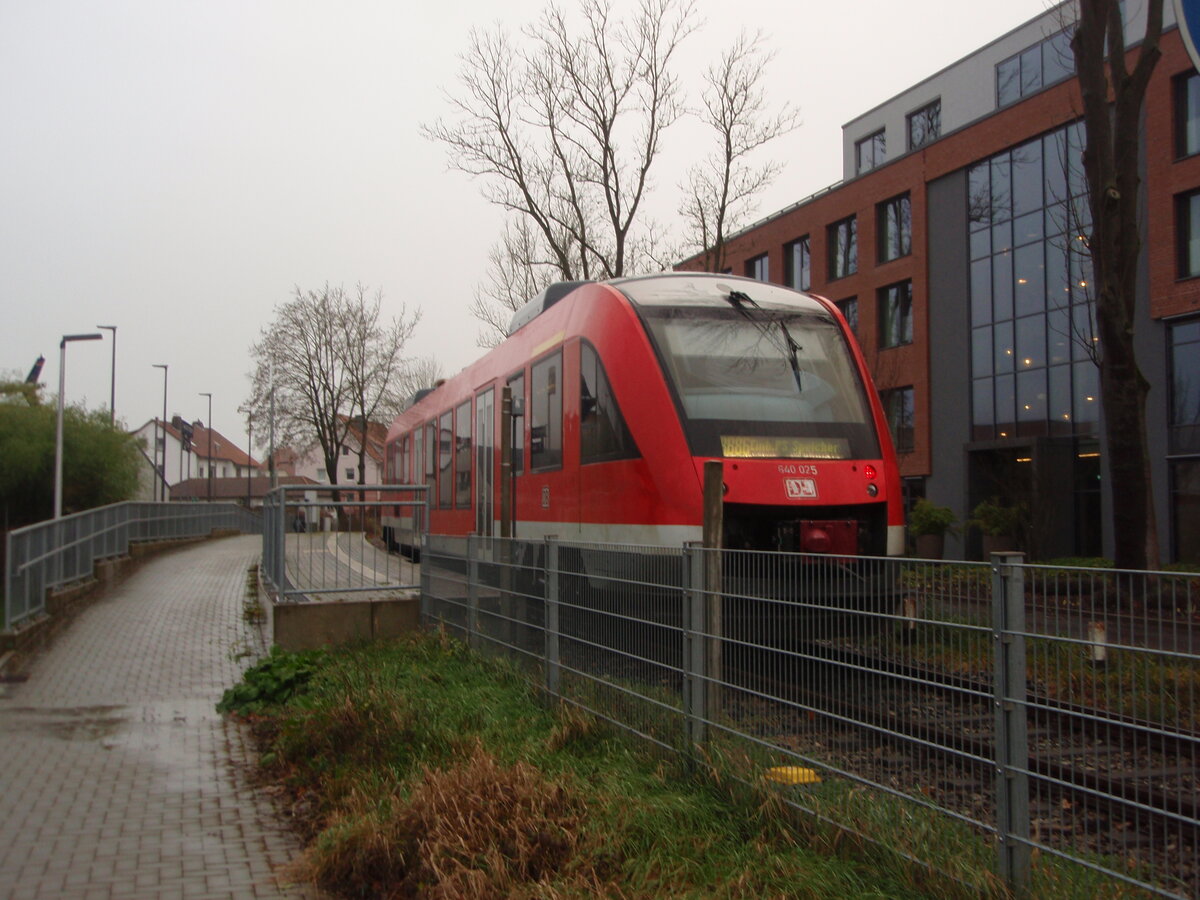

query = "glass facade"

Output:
[[968, 121, 1099, 441], [1170, 319, 1200, 561]]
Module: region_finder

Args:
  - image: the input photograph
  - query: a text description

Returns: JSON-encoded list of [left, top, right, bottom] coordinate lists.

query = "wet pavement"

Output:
[[0, 535, 316, 899]]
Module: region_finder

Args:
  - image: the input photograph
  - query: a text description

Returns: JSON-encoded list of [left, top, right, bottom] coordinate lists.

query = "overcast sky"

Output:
[[0, 0, 1052, 456]]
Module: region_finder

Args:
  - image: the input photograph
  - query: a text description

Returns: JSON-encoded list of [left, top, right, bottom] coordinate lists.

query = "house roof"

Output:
[[189, 422, 258, 468], [131, 418, 257, 468], [339, 417, 389, 464]]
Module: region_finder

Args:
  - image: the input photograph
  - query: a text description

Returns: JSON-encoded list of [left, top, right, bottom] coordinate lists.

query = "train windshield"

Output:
[[641, 306, 880, 460]]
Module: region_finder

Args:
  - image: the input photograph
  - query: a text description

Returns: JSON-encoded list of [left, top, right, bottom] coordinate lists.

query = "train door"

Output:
[[475, 388, 494, 538]]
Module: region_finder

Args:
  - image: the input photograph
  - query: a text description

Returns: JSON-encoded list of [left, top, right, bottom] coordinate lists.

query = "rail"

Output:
[[259, 484, 426, 603], [3, 501, 262, 632], [421, 535, 1200, 900]]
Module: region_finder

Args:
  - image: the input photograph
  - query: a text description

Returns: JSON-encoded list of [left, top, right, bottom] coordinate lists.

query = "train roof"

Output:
[[612, 272, 831, 314], [506, 272, 831, 336]]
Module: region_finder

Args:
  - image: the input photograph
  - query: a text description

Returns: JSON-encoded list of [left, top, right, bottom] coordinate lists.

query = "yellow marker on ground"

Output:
[[765, 766, 821, 785]]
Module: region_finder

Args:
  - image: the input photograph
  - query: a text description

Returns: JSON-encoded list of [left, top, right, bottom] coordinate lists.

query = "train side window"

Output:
[[438, 411, 452, 509], [455, 400, 471, 509], [424, 422, 437, 507], [530, 351, 562, 471], [580, 342, 639, 464], [508, 372, 525, 475]]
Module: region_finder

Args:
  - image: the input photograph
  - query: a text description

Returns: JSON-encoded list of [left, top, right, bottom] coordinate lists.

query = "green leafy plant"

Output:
[[217, 646, 327, 715], [908, 499, 959, 537], [969, 499, 1022, 537]]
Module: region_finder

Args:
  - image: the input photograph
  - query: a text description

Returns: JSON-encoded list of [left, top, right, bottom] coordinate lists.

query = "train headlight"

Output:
[[863, 464, 877, 481], [866, 483, 879, 497]]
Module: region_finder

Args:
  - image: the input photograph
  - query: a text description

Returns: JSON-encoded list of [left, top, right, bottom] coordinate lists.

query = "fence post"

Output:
[[683, 542, 707, 749], [992, 551, 1030, 896], [467, 533, 479, 647], [420, 531, 431, 625], [4, 528, 14, 632], [545, 537, 560, 698]]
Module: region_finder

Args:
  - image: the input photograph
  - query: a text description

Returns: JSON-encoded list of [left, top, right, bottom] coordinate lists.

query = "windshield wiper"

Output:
[[724, 289, 804, 393]]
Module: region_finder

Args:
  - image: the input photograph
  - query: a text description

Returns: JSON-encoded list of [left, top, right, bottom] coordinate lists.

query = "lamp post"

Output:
[[199, 392, 213, 502], [152, 364, 168, 501], [246, 414, 253, 508], [97, 325, 116, 427], [55, 333, 103, 518]]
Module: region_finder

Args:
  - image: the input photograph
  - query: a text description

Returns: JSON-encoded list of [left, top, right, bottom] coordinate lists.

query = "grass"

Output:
[[223, 631, 1162, 899]]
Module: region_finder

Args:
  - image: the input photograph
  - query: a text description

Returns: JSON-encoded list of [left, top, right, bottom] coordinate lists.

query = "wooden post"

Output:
[[702, 460, 723, 722]]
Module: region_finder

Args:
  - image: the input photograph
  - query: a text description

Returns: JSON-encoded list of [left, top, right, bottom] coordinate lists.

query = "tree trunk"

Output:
[[1072, 0, 1162, 571]]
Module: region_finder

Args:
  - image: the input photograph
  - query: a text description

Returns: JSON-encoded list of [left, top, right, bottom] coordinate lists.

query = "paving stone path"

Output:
[[0, 536, 316, 899]]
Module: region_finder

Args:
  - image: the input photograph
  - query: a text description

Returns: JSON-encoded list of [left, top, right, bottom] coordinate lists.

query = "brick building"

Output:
[[678, 2, 1200, 562]]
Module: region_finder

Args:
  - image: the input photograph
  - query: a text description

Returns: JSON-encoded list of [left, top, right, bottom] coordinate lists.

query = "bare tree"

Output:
[[680, 31, 798, 273], [371, 355, 446, 424], [1072, 0, 1163, 569], [470, 220, 558, 347], [245, 284, 419, 491], [425, 0, 697, 329], [338, 284, 420, 483]]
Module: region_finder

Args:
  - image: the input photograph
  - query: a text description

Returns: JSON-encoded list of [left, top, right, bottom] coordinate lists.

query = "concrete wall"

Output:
[[269, 595, 420, 653]]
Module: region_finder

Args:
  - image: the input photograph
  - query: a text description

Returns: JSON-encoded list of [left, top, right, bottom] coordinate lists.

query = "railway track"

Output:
[[722, 640, 1199, 896]]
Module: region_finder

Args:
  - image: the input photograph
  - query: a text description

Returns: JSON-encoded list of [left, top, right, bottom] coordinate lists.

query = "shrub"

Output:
[[908, 499, 958, 537]]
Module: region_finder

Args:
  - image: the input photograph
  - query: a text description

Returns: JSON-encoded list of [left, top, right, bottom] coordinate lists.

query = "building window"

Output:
[[580, 342, 639, 464], [878, 281, 913, 349], [996, 29, 1074, 107], [1179, 191, 1200, 279], [530, 350, 563, 470], [345, 468, 355, 481], [745, 254, 769, 281], [881, 387, 914, 453], [836, 297, 858, 335], [1170, 318, 1200, 454], [907, 100, 941, 150], [877, 193, 912, 262], [1176, 72, 1200, 158], [785, 237, 810, 291], [855, 129, 885, 174], [828, 216, 857, 280], [1172, 460, 1200, 563], [342, 446, 349, 456]]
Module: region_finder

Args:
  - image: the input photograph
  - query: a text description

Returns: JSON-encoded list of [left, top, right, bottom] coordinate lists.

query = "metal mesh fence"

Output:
[[259, 485, 424, 603], [422, 537, 1200, 899], [4, 501, 261, 631]]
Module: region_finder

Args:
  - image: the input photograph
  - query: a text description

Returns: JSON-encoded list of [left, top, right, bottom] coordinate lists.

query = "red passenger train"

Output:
[[382, 272, 903, 566]]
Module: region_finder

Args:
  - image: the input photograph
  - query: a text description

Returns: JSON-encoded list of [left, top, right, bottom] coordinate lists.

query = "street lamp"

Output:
[[246, 413, 253, 509], [199, 392, 213, 503], [55, 332, 103, 518], [153, 364, 168, 501], [97, 325, 116, 427]]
